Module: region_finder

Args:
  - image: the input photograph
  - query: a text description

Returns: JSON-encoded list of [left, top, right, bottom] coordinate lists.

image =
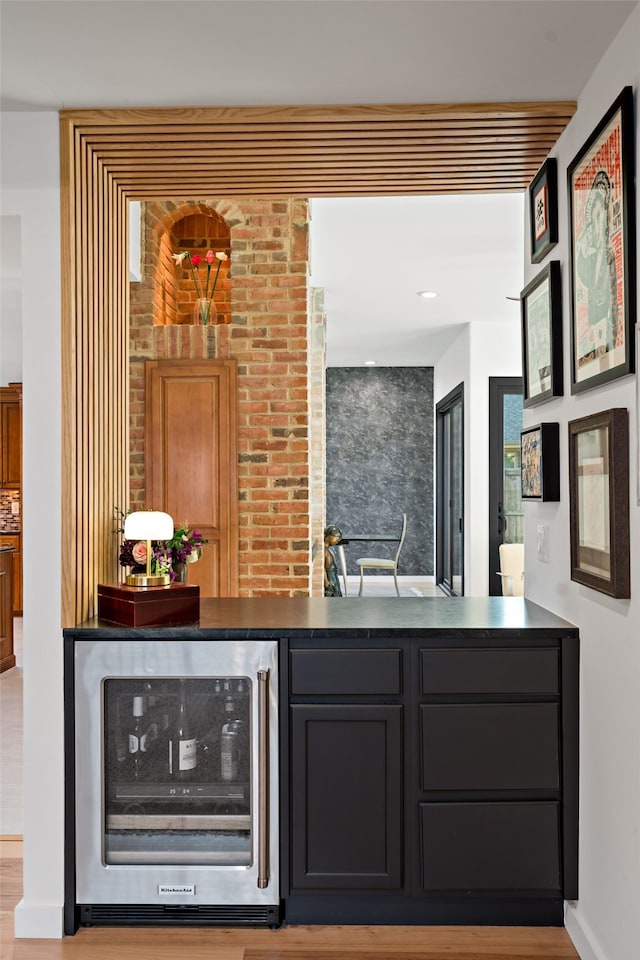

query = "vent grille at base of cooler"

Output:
[[79, 903, 280, 927]]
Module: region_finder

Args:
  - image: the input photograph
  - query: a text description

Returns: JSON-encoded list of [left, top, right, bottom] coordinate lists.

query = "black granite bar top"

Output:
[[64, 596, 578, 640], [0, 545, 15, 553]]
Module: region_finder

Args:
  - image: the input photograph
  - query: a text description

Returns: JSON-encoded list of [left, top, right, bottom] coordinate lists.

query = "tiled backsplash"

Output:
[[0, 490, 20, 531]]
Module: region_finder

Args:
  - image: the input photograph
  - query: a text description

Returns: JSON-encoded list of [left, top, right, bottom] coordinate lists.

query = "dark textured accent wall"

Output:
[[326, 368, 434, 576]]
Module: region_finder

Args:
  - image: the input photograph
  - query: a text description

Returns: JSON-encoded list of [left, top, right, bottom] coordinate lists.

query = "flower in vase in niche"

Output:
[[172, 249, 229, 324]]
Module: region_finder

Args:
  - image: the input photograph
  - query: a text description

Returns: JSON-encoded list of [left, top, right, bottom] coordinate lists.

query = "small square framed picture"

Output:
[[528, 157, 558, 264], [520, 423, 560, 501]]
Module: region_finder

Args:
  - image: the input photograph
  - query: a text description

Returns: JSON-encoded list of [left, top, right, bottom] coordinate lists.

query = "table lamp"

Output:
[[124, 511, 174, 587]]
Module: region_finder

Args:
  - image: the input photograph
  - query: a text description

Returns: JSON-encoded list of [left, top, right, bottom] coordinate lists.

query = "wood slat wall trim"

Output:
[[59, 100, 575, 624], [60, 100, 577, 124]]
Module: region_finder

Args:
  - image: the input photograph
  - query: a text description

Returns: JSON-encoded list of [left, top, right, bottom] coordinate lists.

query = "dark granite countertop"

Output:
[[64, 596, 578, 640], [0, 545, 15, 553]]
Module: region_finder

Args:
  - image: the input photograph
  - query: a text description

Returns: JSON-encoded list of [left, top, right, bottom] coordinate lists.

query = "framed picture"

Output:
[[520, 261, 563, 407], [568, 408, 629, 598], [637, 326, 640, 505], [529, 157, 558, 263], [568, 86, 636, 394], [520, 422, 560, 501]]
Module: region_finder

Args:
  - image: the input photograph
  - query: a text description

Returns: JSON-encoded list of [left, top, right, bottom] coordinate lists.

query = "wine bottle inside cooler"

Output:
[[169, 679, 197, 779], [220, 720, 243, 782], [128, 696, 145, 779]]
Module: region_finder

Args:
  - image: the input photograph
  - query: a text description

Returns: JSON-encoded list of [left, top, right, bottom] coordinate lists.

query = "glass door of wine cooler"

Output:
[[104, 675, 252, 865], [72, 639, 278, 912]]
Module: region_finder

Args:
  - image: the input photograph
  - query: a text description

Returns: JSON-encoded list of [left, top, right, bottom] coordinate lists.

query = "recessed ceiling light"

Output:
[[364, 360, 376, 366], [417, 290, 438, 299]]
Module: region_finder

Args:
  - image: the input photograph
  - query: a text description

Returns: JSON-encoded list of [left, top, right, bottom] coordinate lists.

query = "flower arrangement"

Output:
[[165, 525, 208, 566], [172, 248, 228, 324]]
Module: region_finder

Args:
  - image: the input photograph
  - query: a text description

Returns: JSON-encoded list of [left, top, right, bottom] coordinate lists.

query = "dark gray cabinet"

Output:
[[416, 645, 568, 900], [288, 646, 405, 892], [285, 626, 578, 926]]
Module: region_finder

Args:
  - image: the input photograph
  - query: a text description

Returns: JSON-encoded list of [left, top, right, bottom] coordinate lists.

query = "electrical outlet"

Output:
[[536, 523, 549, 563], [11, 501, 20, 516]]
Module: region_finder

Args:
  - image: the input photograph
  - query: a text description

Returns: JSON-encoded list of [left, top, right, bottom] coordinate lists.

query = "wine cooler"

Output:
[[64, 638, 279, 930]]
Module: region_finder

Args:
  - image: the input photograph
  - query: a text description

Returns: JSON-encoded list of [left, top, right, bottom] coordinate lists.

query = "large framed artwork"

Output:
[[568, 408, 629, 598], [568, 86, 636, 394], [520, 261, 563, 407], [520, 423, 560, 501], [529, 157, 558, 264]]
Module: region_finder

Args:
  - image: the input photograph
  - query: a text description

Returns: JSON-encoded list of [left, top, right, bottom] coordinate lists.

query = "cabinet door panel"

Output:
[[421, 703, 559, 791], [420, 801, 561, 892], [290, 704, 403, 890]]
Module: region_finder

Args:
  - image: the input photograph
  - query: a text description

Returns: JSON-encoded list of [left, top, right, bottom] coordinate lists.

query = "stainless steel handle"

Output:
[[257, 668, 270, 889]]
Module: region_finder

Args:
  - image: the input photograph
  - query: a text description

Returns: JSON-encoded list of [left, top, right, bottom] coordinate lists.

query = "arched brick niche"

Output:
[[155, 205, 232, 326]]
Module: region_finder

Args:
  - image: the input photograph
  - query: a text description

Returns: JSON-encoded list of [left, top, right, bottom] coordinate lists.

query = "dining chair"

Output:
[[497, 542, 525, 596], [357, 513, 408, 597]]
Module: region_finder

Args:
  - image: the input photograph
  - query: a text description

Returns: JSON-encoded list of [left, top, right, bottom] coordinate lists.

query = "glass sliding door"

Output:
[[488, 377, 524, 595], [436, 383, 464, 596]]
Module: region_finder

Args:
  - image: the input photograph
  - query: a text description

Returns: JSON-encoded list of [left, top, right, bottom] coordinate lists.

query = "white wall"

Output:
[[434, 317, 522, 596], [522, 7, 640, 959], [1, 111, 64, 937]]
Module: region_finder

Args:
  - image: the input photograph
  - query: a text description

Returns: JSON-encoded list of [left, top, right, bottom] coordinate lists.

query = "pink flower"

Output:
[[205, 250, 216, 264], [131, 541, 147, 565]]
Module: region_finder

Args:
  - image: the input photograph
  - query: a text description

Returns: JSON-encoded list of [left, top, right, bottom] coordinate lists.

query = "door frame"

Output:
[[436, 382, 464, 596], [488, 376, 523, 596]]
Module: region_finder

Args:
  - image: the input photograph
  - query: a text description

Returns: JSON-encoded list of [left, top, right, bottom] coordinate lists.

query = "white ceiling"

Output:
[[1, 1, 636, 366]]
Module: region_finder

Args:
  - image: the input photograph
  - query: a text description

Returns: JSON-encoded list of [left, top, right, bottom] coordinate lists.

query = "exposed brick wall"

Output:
[[309, 286, 327, 596], [129, 198, 319, 597]]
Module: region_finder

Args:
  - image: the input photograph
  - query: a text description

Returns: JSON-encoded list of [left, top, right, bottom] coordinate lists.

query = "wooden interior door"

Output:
[[145, 359, 238, 597]]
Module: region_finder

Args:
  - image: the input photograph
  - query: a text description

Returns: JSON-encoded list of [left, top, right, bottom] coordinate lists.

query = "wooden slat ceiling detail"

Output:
[[60, 102, 576, 198]]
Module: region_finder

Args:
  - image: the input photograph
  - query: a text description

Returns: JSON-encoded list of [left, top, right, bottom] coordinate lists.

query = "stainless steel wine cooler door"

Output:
[[73, 640, 278, 909]]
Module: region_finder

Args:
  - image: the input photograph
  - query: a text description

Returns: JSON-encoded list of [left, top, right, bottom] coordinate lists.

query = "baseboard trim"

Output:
[[14, 898, 64, 939], [565, 902, 606, 960]]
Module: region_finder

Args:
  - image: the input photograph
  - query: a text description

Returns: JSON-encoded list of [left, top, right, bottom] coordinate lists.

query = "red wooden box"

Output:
[[97, 582, 200, 627]]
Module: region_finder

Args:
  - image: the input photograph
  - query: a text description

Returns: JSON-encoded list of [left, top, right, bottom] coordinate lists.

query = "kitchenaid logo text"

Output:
[[158, 885, 195, 896]]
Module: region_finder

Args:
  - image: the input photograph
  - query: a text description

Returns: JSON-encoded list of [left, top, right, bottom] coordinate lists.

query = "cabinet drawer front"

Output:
[[420, 648, 558, 695], [290, 649, 402, 695], [420, 801, 561, 892], [421, 703, 559, 791]]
